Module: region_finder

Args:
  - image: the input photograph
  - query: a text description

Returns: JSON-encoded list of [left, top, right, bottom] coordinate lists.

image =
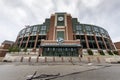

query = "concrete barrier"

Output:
[[28, 57, 31, 62], [61, 57, 64, 62], [20, 56, 23, 62], [87, 57, 91, 63], [45, 57, 47, 62], [97, 57, 100, 63], [79, 57, 81, 62], [36, 56, 39, 62], [53, 57, 55, 62], [3, 53, 120, 64], [70, 57, 72, 62]]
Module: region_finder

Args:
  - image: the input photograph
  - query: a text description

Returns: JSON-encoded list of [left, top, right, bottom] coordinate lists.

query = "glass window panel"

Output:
[[86, 31, 93, 35], [40, 30, 46, 34], [57, 31, 64, 39], [85, 25, 91, 31], [32, 27, 37, 32], [31, 32, 37, 35], [21, 29, 25, 34], [20, 34, 23, 37], [26, 28, 31, 33], [76, 31, 79, 34], [41, 26, 46, 30], [104, 30, 109, 36], [100, 28, 105, 34], [95, 33, 100, 36], [79, 31, 84, 34], [18, 31, 22, 36], [94, 27, 99, 32], [76, 25, 82, 30], [24, 33, 29, 36], [42, 31, 46, 34]]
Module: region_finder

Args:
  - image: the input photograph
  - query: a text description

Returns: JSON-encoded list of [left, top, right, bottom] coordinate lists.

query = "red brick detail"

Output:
[[0, 51, 7, 57], [34, 33, 39, 49], [85, 34, 89, 48], [108, 37, 115, 50], [94, 34, 100, 49], [25, 34, 30, 48], [66, 15, 73, 40], [47, 16, 55, 40], [114, 42, 120, 55], [0, 44, 12, 57], [114, 42, 120, 49], [39, 48, 43, 56], [19, 35, 25, 48], [101, 35, 108, 50]]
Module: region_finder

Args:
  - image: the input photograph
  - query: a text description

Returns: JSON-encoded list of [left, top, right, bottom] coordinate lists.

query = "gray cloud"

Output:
[[0, 0, 120, 44]]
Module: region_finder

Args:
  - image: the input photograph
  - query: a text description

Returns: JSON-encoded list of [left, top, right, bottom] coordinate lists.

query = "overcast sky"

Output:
[[0, 0, 120, 44]]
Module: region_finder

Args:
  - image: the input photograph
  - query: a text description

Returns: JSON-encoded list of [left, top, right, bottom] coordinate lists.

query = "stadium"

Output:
[[15, 13, 116, 56]]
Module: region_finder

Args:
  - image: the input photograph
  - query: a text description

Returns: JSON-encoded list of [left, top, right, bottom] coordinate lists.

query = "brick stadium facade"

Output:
[[15, 13, 116, 56], [114, 42, 120, 55], [0, 40, 14, 57]]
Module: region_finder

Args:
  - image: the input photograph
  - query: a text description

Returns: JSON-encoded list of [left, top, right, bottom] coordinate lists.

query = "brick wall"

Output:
[[47, 16, 55, 40], [114, 42, 120, 54], [66, 15, 73, 40]]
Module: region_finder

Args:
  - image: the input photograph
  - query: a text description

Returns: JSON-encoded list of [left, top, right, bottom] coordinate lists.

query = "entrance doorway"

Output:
[[42, 47, 79, 56]]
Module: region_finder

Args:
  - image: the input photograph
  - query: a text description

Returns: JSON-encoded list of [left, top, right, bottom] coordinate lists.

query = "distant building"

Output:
[[15, 12, 116, 56], [0, 40, 14, 57], [114, 42, 120, 54]]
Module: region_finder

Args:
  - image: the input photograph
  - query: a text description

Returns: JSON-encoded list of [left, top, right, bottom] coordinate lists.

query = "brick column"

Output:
[[33, 33, 39, 51], [48, 15, 55, 40], [94, 34, 100, 49], [85, 33, 89, 48], [101, 34, 108, 50], [66, 15, 73, 40], [25, 34, 31, 48], [78, 48, 83, 57], [108, 36, 115, 50], [19, 34, 25, 48], [39, 48, 43, 56], [73, 34, 76, 40]]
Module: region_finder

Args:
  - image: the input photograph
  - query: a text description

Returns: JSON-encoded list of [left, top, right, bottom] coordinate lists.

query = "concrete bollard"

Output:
[[97, 57, 100, 63], [79, 57, 81, 62], [53, 57, 55, 62], [87, 57, 91, 63], [61, 57, 64, 62], [28, 57, 31, 62], [70, 57, 72, 62], [36, 56, 39, 63], [45, 57, 47, 62], [20, 56, 23, 62]]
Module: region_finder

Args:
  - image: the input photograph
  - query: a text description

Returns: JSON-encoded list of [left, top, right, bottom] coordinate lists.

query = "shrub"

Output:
[[113, 51, 119, 55], [87, 49, 93, 55], [9, 45, 20, 52], [108, 51, 113, 55], [99, 50, 105, 55], [23, 48, 27, 52]]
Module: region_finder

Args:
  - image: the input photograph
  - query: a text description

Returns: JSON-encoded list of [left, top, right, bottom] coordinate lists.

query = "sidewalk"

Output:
[[0, 62, 104, 80]]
